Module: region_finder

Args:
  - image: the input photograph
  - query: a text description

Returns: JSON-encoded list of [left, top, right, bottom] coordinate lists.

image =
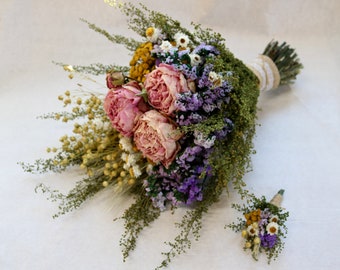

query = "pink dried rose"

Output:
[[144, 63, 189, 115], [104, 81, 148, 137], [133, 110, 182, 168]]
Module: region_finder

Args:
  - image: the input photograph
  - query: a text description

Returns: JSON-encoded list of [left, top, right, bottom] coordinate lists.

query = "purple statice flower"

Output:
[[202, 103, 217, 113], [174, 144, 214, 204], [143, 165, 183, 210], [175, 92, 203, 112], [178, 176, 203, 205], [192, 43, 220, 56], [214, 118, 233, 139], [151, 44, 163, 54], [173, 64, 198, 81], [178, 49, 191, 58], [177, 146, 203, 167], [176, 112, 206, 126], [258, 208, 272, 234], [151, 192, 167, 211], [259, 233, 278, 249], [166, 191, 179, 206], [198, 64, 214, 88]]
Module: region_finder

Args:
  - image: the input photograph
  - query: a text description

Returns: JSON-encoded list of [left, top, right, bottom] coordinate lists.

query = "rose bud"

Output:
[[106, 71, 125, 88]]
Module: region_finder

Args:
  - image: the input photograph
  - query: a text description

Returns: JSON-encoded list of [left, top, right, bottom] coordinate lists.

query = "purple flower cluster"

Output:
[[175, 79, 232, 126], [257, 208, 278, 248], [144, 167, 182, 209], [145, 144, 214, 208], [260, 233, 278, 248], [143, 38, 234, 210], [192, 43, 220, 56]]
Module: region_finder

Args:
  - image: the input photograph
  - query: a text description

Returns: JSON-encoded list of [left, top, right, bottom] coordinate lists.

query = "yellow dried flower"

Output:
[[241, 230, 247, 238], [245, 209, 261, 225], [128, 178, 135, 185], [245, 242, 252, 249], [112, 163, 119, 169], [110, 171, 118, 177], [129, 42, 155, 82], [145, 27, 154, 38], [253, 237, 261, 245]]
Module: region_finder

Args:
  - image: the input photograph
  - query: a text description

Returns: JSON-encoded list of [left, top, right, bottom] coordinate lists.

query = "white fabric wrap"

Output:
[[247, 55, 281, 91]]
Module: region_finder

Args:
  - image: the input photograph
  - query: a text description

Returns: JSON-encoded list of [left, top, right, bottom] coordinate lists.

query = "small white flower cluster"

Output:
[[92, 118, 111, 131], [119, 137, 143, 178], [193, 130, 216, 149], [246, 215, 279, 238], [149, 29, 203, 67], [208, 71, 223, 88], [159, 40, 175, 53]]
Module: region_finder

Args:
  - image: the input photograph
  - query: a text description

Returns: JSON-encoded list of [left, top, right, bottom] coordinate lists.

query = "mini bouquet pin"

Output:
[[228, 190, 289, 263]]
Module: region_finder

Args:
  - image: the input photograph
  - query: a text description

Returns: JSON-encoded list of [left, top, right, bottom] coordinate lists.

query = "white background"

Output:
[[1, 0, 340, 269]]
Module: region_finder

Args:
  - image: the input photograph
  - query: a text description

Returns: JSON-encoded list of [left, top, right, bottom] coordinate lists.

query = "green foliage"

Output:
[[120, 3, 199, 44], [35, 176, 107, 219], [156, 206, 205, 269], [81, 18, 142, 52], [116, 190, 161, 261], [53, 61, 129, 76]]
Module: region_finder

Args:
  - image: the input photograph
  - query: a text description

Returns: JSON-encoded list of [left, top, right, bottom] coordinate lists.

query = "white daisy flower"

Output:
[[160, 40, 174, 53], [266, 222, 279, 235], [269, 215, 279, 223], [174, 32, 189, 48], [247, 223, 259, 237], [189, 53, 201, 66], [208, 71, 223, 87], [146, 27, 162, 43]]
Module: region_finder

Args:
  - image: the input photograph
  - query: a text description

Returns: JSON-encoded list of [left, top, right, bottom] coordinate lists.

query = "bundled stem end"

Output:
[[269, 189, 285, 208], [263, 40, 303, 86]]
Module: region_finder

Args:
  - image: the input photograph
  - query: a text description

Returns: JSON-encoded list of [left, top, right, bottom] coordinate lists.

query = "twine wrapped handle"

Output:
[[269, 189, 285, 208], [248, 40, 303, 91]]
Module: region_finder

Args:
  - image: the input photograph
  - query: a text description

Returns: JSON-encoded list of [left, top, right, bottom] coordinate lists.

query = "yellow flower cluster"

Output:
[[129, 42, 155, 82], [244, 209, 261, 226]]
